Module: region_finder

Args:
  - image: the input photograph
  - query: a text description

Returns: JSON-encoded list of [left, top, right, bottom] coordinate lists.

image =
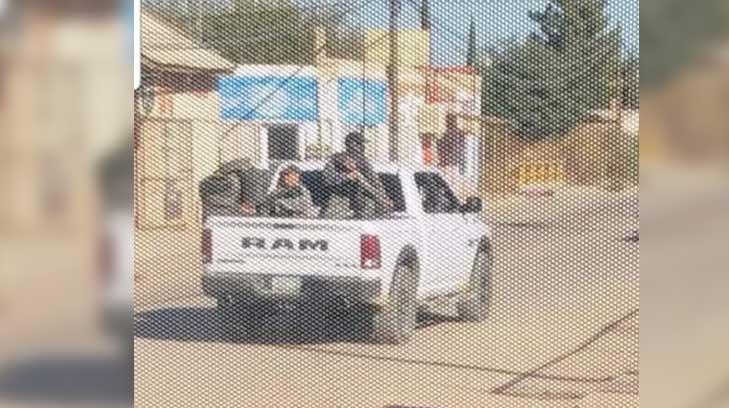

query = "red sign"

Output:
[[420, 66, 479, 105]]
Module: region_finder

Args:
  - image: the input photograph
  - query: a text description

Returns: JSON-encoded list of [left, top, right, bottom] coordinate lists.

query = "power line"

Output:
[[224, 0, 377, 123], [215, 0, 382, 165]]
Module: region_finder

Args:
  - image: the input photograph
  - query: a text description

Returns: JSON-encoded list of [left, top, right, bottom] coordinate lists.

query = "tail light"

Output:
[[360, 234, 381, 270], [202, 228, 212, 264]]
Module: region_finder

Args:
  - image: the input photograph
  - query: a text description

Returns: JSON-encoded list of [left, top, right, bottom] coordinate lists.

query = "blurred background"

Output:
[[641, 1, 729, 407], [0, 0, 727, 407], [0, 1, 133, 407]]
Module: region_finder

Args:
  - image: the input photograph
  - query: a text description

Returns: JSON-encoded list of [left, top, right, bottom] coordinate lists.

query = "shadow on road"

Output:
[[135, 305, 455, 346], [0, 353, 132, 406]]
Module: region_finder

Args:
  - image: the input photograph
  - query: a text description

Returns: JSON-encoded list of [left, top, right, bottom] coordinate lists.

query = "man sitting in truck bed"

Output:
[[263, 165, 316, 219], [321, 132, 393, 220], [199, 159, 271, 220]]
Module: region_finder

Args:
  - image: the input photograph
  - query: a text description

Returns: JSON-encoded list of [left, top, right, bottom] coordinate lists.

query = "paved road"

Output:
[[5, 170, 728, 408], [134, 195, 640, 408], [640, 170, 729, 408]]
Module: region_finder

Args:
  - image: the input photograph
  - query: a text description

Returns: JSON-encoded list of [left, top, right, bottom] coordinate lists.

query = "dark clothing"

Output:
[[437, 129, 466, 168], [322, 152, 391, 219], [199, 160, 272, 220]]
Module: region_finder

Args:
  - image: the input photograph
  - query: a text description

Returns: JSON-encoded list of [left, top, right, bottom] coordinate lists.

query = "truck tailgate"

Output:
[[208, 218, 365, 277]]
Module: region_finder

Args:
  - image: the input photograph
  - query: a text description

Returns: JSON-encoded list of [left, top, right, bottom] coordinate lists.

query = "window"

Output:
[[268, 125, 300, 161], [414, 172, 461, 214], [379, 173, 406, 213]]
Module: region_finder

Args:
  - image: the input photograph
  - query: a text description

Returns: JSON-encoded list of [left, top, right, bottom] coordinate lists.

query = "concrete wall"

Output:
[[365, 29, 431, 69], [482, 114, 638, 196]]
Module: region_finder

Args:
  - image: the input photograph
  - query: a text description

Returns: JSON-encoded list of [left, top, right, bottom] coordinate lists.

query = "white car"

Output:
[[202, 163, 493, 344]]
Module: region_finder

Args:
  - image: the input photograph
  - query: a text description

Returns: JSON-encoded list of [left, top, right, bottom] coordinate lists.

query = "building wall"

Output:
[[482, 113, 638, 196], [365, 29, 431, 69]]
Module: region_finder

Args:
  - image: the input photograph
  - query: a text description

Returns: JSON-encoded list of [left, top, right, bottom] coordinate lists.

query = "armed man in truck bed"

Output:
[[322, 132, 393, 219]]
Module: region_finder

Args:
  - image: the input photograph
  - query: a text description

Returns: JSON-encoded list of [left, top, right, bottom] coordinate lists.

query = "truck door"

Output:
[[414, 172, 478, 296]]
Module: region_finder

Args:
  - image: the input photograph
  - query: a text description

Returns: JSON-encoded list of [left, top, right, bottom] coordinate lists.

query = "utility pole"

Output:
[[193, 0, 204, 43], [387, 0, 401, 163]]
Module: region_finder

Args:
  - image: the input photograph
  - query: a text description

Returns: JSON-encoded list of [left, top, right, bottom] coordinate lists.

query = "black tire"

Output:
[[371, 246, 420, 344], [458, 238, 494, 322]]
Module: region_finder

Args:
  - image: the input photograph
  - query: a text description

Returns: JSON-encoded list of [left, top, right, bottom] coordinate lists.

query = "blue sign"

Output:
[[218, 76, 319, 121], [338, 79, 388, 126]]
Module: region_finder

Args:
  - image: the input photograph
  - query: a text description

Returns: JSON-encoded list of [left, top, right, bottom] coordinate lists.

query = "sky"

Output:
[[302, 0, 640, 66]]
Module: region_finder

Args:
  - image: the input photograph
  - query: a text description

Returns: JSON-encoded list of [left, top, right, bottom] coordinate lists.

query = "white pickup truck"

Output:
[[202, 162, 493, 344]]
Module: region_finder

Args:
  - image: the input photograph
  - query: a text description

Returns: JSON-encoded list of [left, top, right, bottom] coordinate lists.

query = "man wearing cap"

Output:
[[322, 132, 392, 219], [265, 164, 316, 219]]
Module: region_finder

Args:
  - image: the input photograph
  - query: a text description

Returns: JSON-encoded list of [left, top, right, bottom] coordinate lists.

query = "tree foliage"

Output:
[[482, 0, 621, 142], [621, 54, 639, 109]]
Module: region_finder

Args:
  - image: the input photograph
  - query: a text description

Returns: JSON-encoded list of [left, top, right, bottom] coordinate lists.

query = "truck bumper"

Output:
[[202, 271, 382, 305]]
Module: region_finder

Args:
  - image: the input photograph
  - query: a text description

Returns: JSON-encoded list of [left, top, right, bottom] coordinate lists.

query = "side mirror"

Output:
[[462, 197, 483, 214]]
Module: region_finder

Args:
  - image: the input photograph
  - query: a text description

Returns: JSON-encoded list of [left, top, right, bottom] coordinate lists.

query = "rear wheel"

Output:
[[371, 246, 420, 345], [457, 238, 493, 322]]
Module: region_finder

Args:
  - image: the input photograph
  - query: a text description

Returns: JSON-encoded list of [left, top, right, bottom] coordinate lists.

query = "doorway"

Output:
[[267, 124, 300, 162]]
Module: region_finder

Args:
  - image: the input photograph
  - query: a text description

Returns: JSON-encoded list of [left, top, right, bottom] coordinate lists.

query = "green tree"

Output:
[[482, 0, 621, 142]]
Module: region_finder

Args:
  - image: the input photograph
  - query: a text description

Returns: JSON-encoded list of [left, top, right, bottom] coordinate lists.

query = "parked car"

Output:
[[201, 162, 494, 344]]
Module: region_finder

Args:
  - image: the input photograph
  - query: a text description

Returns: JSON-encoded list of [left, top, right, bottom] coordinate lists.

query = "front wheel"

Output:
[[370, 246, 420, 344], [458, 238, 494, 322]]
